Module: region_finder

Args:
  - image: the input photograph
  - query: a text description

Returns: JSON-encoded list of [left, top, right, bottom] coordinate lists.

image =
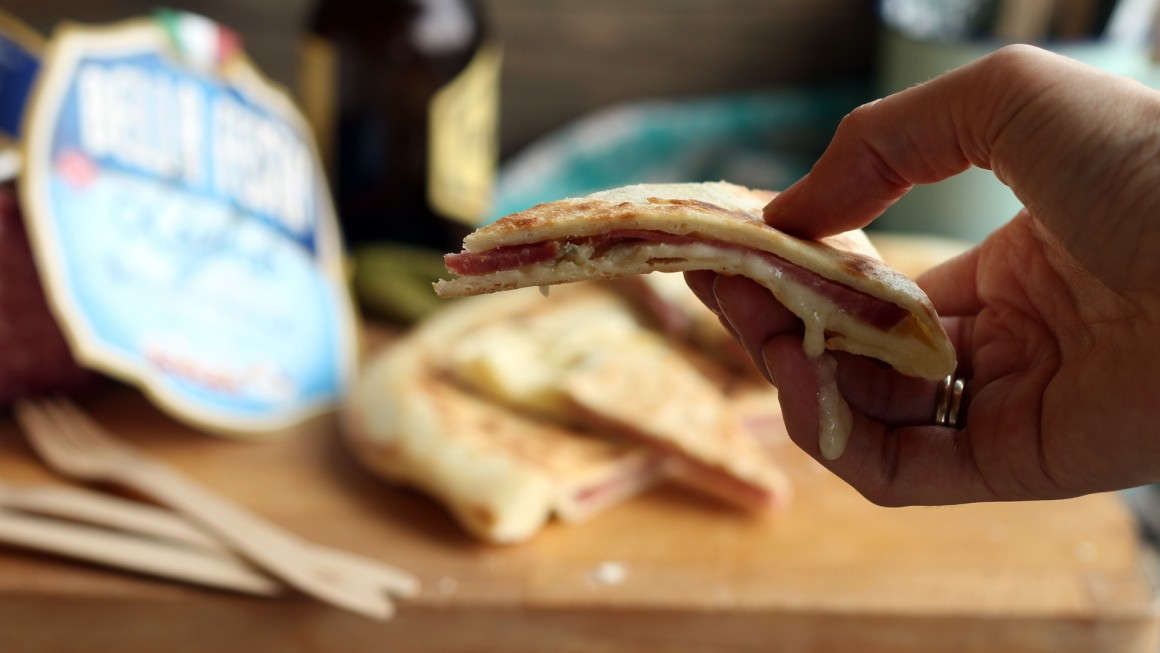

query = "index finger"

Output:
[[762, 45, 1060, 238]]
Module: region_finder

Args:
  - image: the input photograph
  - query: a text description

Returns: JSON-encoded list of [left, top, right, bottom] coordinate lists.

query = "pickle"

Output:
[[351, 244, 451, 323]]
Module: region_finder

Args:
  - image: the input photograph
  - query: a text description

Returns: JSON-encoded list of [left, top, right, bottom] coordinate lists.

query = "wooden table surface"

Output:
[[0, 379, 1155, 652]]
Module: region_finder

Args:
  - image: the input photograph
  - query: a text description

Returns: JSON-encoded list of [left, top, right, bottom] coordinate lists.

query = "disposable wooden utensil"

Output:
[[15, 398, 418, 621], [0, 507, 281, 595], [0, 479, 228, 553], [0, 477, 418, 595]]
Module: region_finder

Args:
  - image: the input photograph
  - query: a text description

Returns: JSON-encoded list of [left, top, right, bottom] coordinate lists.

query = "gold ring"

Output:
[[934, 374, 967, 428]]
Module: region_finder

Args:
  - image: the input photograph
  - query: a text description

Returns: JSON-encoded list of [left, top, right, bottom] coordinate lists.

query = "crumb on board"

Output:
[[588, 561, 628, 586], [436, 576, 459, 595]]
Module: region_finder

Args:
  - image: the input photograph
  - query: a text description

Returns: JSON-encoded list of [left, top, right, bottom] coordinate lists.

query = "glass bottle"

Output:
[[301, 0, 500, 250]]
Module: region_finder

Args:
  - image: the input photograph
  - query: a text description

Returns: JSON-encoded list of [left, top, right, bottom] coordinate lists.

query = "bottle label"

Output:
[[427, 43, 501, 226], [297, 34, 338, 174], [19, 13, 357, 435], [0, 10, 44, 138]]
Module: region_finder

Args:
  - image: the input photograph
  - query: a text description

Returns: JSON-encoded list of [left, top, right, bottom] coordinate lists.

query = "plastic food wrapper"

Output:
[[490, 85, 865, 220], [355, 86, 866, 324], [0, 10, 356, 435]]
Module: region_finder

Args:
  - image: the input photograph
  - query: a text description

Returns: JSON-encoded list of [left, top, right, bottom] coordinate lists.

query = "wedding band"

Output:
[[934, 374, 967, 428]]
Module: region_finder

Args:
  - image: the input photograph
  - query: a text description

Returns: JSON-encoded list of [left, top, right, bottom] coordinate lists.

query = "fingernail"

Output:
[[715, 313, 737, 338], [710, 281, 736, 335], [759, 342, 779, 389], [705, 299, 723, 319], [752, 344, 775, 386]]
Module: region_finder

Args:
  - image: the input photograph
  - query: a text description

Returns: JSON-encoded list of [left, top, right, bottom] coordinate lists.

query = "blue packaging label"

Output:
[[0, 11, 41, 138], [20, 18, 356, 434]]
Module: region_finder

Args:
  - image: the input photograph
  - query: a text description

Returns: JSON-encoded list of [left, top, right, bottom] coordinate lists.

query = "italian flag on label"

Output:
[[155, 9, 242, 73]]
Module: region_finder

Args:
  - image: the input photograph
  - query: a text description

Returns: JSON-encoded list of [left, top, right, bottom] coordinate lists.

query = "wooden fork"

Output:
[[0, 506, 281, 595], [0, 478, 227, 553], [0, 475, 423, 580], [15, 398, 418, 620]]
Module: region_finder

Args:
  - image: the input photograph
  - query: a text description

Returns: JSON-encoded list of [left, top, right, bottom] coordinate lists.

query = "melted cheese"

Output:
[[603, 242, 857, 461], [446, 296, 641, 416], [449, 327, 564, 414], [815, 354, 853, 460], [557, 241, 858, 459], [454, 241, 860, 459], [623, 243, 845, 359], [600, 244, 859, 460], [801, 310, 826, 358]]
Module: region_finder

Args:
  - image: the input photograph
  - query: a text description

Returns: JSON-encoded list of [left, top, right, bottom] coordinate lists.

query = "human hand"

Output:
[[687, 45, 1160, 505]]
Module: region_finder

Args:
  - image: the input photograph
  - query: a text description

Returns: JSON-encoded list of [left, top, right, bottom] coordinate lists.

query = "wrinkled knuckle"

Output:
[[980, 44, 1049, 85], [837, 100, 878, 135]]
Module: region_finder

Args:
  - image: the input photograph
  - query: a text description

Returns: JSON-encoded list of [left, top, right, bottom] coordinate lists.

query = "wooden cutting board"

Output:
[[0, 381, 1155, 653]]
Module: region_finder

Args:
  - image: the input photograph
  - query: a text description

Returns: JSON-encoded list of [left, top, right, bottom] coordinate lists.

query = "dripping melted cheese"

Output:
[[815, 353, 853, 460]]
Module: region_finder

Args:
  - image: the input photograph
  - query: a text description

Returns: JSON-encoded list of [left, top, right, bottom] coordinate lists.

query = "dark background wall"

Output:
[[5, 0, 876, 154]]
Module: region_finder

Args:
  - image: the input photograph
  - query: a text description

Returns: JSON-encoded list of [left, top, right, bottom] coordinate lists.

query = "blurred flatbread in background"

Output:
[[344, 289, 666, 544], [728, 384, 789, 450], [446, 286, 644, 420], [443, 284, 791, 512], [868, 233, 972, 280], [605, 273, 753, 374], [348, 279, 796, 542]]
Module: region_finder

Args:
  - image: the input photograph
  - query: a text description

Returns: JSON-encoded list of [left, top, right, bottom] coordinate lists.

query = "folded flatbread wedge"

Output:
[[436, 182, 954, 380], [444, 285, 791, 511], [343, 292, 665, 544], [604, 272, 751, 373], [436, 182, 956, 460]]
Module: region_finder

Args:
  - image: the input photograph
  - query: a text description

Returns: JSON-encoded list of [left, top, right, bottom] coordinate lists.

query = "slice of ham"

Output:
[[569, 456, 664, 507], [549, 443, 779, 516], [444, 230, 908, 330], [557, 454, 666, 523], [664, 457, 780, 512], [566, 397, 785, 511], [444, 241, 559, 276]]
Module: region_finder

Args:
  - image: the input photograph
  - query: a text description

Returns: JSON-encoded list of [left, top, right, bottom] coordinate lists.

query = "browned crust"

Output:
[[438, 182, 956, 380]]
